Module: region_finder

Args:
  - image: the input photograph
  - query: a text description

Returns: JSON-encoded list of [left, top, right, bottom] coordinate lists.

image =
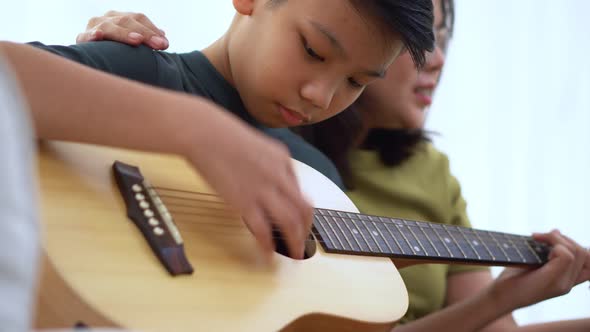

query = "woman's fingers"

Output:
[[77, 11, 169, 50]]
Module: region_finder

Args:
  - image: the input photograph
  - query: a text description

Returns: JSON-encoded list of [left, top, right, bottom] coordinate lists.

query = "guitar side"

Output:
[[34, 141, 408, 332]]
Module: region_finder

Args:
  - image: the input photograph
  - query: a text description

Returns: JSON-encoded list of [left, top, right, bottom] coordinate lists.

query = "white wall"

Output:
[[427, 0, 590, 324], [1, 0, 588, 326]]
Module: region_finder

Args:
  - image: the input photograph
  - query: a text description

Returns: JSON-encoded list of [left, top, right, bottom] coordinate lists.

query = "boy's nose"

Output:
[[300, 79, 336, 112]]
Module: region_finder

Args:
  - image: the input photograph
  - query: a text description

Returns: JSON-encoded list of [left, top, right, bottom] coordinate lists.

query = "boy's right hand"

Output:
[[186, 103, 314, 261], [76, 11, 169, 50]]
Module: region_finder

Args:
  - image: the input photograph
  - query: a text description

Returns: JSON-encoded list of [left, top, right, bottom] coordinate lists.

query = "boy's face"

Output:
[[228, 0, 404, 128]]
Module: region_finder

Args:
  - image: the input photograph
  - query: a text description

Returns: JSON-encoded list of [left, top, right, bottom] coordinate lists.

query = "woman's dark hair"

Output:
[[268, 0, 435, 68], [297, 0, 455, 189], [295, 108, 431, 189]]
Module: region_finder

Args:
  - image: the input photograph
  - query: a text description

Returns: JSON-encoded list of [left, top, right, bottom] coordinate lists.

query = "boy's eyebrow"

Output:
[[310, 20, 344, 54], [309, 20, 385, 78]]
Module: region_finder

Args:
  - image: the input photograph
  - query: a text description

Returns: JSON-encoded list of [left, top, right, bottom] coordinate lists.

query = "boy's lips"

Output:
[[278, 104, 310, 126]]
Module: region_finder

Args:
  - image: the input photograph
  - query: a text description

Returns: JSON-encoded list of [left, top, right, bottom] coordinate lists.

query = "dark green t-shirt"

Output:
[[29, 41, 344, 188]]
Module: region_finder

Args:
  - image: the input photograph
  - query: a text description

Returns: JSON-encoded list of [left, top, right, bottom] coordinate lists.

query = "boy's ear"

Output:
[[233, 0, 256, 15]]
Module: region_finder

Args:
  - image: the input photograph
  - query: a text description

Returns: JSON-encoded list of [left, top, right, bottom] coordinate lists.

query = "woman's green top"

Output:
[[346, 142, 488, 324]]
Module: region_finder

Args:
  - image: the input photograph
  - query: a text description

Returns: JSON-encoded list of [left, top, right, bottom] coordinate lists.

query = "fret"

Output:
[[392, 220, 426, 257], [387, 221, 415, 255], [417, 223, 443, 257], [469, 229, 496, 261], [337, 211, 378, 253], [500, 233, 526, 263], [326, 210, 371, 252], [354, 214, 388, 254], [366, 216, 395, 254], [314, 209, 546, 266], [335, 216, 364, 252], [504, 234, 541, 263], [313, 214, 338, 250], [405, 220, 436, 257], [361, 221, 385, 252], [456, 226, 489, 260], [427, 223, 453, 257], [324, 210, 362, 252], [319, 214, 347, 250], [328, 215, 357, 251], [325, 215, 353, 251], [373, 216, 407, 255], [527, 238, 550, 262], [521, 237, 543, 264], [486, 231, 511, 262], [442, 225, 474, 259]]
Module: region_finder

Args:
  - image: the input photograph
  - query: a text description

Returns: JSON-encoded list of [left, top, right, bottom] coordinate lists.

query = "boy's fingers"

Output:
[[243, 206, 274, 255], [280, 165, 314, 257], [264, 188, 305, 260], [282, 163, 314, 232]]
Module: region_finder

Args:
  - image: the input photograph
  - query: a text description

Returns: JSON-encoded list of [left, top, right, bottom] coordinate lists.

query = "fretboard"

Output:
[[312, 208, 550, 266]]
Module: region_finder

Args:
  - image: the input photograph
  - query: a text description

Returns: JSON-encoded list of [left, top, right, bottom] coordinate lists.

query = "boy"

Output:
[[0, 0, 434, 260]]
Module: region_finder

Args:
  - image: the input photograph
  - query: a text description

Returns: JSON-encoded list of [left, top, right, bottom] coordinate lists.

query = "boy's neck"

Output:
[[202, 35, 235, 87]]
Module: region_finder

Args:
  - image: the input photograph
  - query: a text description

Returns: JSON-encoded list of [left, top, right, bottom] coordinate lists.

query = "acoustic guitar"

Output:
[[34, 141, 549, 332]]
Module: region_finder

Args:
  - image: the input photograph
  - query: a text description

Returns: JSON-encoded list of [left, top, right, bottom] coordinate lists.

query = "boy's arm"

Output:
[[0, 41, 313, 260]]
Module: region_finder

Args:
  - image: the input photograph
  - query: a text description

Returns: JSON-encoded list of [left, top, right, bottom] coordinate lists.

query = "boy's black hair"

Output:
[[268, 0, 435, 68], [296, 0, 455, 189]]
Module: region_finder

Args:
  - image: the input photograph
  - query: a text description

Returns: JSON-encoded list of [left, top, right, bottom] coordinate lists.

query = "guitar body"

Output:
[[35, 141, 407, 332]]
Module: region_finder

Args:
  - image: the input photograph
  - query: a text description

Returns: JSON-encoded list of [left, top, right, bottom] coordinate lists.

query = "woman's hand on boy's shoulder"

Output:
[[76, 10, 169, 50]]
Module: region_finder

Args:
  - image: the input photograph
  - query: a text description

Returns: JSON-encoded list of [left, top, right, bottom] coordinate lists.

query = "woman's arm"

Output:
[[458, 271, 590, 332], [394, 230, 590, 332], [392, 270, 512, 332], [0, 41, 313, 261]]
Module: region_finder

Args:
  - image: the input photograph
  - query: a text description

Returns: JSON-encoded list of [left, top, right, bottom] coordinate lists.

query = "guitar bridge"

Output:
[[112, 161, 193, 276]]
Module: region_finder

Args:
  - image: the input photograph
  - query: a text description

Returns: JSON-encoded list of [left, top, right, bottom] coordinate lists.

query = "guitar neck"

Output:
[[312, 208, 550, 267]]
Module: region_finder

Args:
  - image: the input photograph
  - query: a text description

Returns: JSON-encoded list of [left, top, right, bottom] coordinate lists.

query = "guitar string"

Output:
[[153, 186, 537, 243], [164, 212, 541, 263], [161, 217, 532, 263], [149, 186, 545, 260]]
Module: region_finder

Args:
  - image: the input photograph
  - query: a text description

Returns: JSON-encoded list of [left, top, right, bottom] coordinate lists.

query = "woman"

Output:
[[79, 3, 590, 330], [301, 1, 590, 330]]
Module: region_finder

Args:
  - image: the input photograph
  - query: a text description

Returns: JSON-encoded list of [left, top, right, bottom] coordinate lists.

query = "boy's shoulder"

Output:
[[266, 128, 345, 189]]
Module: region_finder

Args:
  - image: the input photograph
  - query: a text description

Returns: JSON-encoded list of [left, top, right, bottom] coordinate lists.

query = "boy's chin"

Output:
[[252, 113, 289, 128]]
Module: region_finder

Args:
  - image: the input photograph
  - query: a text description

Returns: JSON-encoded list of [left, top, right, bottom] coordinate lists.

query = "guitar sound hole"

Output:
[[272, 227, 316, 260]]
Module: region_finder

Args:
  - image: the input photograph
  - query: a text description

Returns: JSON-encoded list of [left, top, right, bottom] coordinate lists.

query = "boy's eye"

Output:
[[302, 37, 325, 62], [348, 78, 364, 89]]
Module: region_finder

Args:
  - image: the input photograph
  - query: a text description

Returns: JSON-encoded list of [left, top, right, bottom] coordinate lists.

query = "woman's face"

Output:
[[358, 0, 449, 130]]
